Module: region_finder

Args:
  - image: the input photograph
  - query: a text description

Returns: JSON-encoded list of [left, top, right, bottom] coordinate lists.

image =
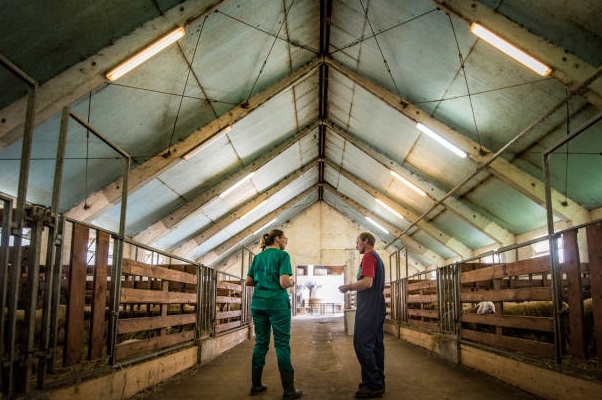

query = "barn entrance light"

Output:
[[220, 172, 255, 199], [470, 23, 551, 77], [389, 170, 427, 197], [375, 198, 404, 220], [240, 200, 267, 220], [366, 217, 389, 234], [416, 123, 467, 158], [106, 27, 186, 81]]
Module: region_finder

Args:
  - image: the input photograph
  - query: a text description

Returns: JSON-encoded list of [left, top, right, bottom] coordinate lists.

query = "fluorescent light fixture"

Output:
[[389, 170, 426, 197], [470, 23, 551, 77], [106, 27, 186, 81], [416, 123, 467, 158], [254, 218, 277, 235], [219, 172, 255, 199], [366, 217, 389, 234], [182, 125, 232, 160], [375, 198, 404, 220], [240, 200, 267, 220]]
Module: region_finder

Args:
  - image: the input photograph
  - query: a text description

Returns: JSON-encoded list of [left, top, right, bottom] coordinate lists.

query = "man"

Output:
[[339, 232, 386, 398]]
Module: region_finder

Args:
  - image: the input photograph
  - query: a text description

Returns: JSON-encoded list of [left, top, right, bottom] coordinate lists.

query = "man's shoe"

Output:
[[355, 386, 385, 398]]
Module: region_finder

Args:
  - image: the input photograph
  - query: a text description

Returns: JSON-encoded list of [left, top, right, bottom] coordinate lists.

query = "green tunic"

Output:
[[247, 247, 292, 310]]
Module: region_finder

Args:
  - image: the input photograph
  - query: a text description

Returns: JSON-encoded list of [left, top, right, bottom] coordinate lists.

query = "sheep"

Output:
[[476, 301, 495, 315]]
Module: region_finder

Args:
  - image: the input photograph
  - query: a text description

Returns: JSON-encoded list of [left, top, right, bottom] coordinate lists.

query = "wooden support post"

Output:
[[563, 230, 586, 358], [89, 230, 109, 360], [586, 222, 602, 358], [64, 224, 88, 366]]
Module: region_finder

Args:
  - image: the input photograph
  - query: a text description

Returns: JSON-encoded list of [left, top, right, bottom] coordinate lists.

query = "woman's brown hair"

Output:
[[260, 229, 284, 250]]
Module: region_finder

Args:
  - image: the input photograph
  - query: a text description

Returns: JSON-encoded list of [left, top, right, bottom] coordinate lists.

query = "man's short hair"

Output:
[[358, 231, 375, 246]]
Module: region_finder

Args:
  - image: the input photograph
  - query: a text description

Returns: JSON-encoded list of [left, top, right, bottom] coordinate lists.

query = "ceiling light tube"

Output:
[[366, 217, 389, 234], [470, 23, 551, 77], [219, 172, 255, 199], [375, 198, 404, 220], [182, 125, 232, 160], [389, 170, 427, 197], [240, 200, 267, 220], [416, 123, 467, 158], [254, 218, 277, 235], [106, 27, 186, 81]]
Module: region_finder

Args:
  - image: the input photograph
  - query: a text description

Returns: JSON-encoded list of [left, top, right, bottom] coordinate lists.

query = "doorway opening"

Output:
[[293, 265, 344, 317]]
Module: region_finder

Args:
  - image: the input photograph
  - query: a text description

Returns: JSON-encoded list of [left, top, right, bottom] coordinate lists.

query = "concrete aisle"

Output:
[[133, 315, 542, 400]]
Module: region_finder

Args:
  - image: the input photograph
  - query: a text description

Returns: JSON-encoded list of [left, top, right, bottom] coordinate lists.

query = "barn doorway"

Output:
[[293, 265, 344, 317]]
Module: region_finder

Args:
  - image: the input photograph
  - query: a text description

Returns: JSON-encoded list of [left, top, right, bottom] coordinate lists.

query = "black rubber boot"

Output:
[[280, 370, 302, 399], [250, 367, 267, 395]]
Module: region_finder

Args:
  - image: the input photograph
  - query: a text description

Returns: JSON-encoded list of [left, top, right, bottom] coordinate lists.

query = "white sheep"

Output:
[[476, 301, 495, 315]]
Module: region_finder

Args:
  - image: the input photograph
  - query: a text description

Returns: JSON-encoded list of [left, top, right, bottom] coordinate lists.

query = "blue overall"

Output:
[[247, 248, 294, 372], [354, 251, 386, 391]]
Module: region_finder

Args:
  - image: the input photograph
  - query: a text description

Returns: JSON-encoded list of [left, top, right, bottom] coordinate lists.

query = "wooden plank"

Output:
[[217, 281, 242, 291], [115, 330, 195, 360], [117, 313, 196, 334], [216, 310, 242, 319], [408, 309, 438, 319], [50, 347, 197, 400], [563, 230, 587, 358], [461, 329, 554, 358], [89, 230, 110, 360], [407, 294, 437, 303], [407, 280, 437, 291], [408, 319, 438, 332], [122, 258, 197, 284], [461, 314, 553, 332], [215, 320, 242, 333], [461, 344, 602, 400], [586, 222, 602, 358], [216, 295, 242, 304], [461, 287, 551, 302], [461, 257, 551, 284], [64, 223, 89, 366], [120, 288, 197, 304]]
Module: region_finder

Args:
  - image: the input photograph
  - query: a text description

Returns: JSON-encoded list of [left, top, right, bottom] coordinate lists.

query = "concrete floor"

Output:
[[132, 315, 542, 400]]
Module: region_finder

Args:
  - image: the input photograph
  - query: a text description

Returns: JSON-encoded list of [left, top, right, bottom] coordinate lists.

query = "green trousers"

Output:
[[251, 308, 293, 371]]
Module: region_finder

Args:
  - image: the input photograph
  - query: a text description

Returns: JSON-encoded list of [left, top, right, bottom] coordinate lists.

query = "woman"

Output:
[[245, 229, 302, 399]]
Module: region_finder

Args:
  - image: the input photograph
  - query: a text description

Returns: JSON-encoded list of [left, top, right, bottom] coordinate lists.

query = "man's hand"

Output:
[[338, 284, 349, 293]]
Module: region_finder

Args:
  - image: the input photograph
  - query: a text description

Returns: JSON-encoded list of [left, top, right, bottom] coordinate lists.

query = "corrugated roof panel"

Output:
[[465, 176, 548, 234], [431, 210, 495, 250], [94, 178, 183, 236], [207, 190, 321, 266], [482, 0, 602, 66], [158, 137, 240, 196], [190, 174, 317, 259], [410, 230, 458, 260], [229, 90, 311, 161], [433, 46, 568, 151], [152, 209, 213, 251]]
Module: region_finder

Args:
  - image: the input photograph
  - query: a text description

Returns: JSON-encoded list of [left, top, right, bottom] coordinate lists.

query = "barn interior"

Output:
[[1, 0, 601, 399]]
